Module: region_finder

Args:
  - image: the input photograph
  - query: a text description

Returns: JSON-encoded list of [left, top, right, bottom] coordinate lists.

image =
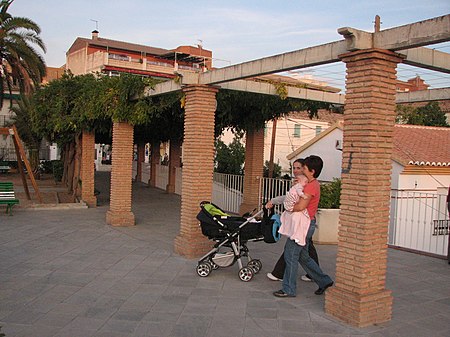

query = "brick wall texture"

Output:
[[106, 122, 135, 226], [81, 131, 97, 207], [239, 128, 264, 214], [149, 140, 160, 186], [174, 85, 218, 258], [166, 138, 181, 193], [325, 49, 404, 327], [136, 142, 145, 182]]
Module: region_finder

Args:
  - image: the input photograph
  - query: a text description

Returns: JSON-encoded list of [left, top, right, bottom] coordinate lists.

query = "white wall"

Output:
[[290, 128, 343, 182], [264, 117, 330, 175], [398, 172, 450, 191], [391, 162, 404, 189], [219, 117, 331, 175]]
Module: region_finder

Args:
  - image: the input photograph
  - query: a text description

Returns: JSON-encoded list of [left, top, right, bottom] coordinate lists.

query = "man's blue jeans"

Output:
[[282, 219, 333, 296]]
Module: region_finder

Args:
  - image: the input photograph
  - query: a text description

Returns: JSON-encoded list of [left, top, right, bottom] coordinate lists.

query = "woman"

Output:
[[272, 155, 333, 298], [266, 158, 320, 284]]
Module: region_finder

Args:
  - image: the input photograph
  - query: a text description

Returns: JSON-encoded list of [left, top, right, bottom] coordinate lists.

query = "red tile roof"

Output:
[[393, 124, 450, 166], [287, 123, 450, 166]]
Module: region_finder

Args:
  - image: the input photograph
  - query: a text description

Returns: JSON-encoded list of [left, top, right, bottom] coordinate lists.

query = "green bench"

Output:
[[0, 182, 19, 215]]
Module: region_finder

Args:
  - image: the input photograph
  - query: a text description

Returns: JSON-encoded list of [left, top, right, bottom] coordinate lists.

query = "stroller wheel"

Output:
[[247, 259, 262, 274], [196, 263, 212, 277], [238, 267, 254, 282]]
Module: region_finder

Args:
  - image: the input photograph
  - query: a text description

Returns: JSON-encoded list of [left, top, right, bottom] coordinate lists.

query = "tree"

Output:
[[396, 102, 449, 127], [10, 94, 41, 171], [263, 160, 282, 178], [0, 0, 46, 107], [215, 136, 245, 175]]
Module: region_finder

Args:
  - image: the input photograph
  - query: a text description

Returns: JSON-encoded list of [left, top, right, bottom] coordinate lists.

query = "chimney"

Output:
[[92, 30, 99, 40]]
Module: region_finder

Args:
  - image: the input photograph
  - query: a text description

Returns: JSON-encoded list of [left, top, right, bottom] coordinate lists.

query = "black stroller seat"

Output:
[[195, 201, 281, 281]]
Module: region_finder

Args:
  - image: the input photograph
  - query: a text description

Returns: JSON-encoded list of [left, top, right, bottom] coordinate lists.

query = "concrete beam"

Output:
[[402, 47, 450, 74], [374, 14, 450, 51], [199, 40, 348, 85], [147, 15, 450, 97], [220, 80, 345, 104], [396, 88, 450, 103], [144, 79, 181, 97]]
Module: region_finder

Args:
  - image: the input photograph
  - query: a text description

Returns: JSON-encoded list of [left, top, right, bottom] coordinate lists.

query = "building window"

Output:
[[293, 124, 301, 138], [315, 126, 322, 136]]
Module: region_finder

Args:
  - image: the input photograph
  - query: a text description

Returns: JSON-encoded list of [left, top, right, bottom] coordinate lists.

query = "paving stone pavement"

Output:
[[0, 172, 449, 337]]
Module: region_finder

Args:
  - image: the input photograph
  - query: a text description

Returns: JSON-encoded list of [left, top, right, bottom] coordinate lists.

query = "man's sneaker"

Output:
[[301, 275, 312, 282], [266, 272, 282, 281]]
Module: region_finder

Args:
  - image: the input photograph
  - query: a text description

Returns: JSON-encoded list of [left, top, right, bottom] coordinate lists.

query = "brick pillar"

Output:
[[136, 142, 145, 183], [174, 85, 218, 258], [325, 49, 404, 327], [239, 128, 264, 214], [106, 122, 135, 226], [81, 130, 97, 207], [148, 140, 160, 187], [166, 138, 181, 194]]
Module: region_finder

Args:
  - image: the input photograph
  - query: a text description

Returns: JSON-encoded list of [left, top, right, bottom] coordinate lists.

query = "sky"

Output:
[[8, 0, 450, 89]]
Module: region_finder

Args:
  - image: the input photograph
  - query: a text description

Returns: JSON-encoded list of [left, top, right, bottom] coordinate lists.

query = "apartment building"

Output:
[[66, 30, 212, 78]]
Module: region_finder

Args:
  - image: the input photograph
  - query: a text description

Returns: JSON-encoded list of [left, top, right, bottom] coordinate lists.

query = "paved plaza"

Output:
[[0, 172, 450, 337]]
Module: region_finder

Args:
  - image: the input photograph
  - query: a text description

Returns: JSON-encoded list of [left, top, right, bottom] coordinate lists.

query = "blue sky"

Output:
[[9, 0, 450, 89]]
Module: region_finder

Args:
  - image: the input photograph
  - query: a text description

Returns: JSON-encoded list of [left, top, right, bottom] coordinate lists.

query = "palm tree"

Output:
[[9, 93, 42, 171], [0, 0, 46, 107]]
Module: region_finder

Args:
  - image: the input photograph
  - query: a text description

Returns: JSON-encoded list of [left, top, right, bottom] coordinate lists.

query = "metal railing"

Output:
[[212, 172, 244, 214], [258, 176, 292, 214], [389, 189, 449, 257], [130, 166, 449, 257]]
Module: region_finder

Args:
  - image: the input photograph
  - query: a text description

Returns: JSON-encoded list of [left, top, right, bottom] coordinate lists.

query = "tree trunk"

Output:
[[72, 133, 82, 199], [61, 144, 68, 185], [66, 141, 76, 193], [29, 145, 40, 179]]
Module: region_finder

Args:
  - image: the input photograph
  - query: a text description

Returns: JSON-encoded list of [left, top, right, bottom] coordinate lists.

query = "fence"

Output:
[[389, 189, 449, 257], [129, 166, 450, 257], [257, 176, 292, 214], [212, 172, 244, 214]]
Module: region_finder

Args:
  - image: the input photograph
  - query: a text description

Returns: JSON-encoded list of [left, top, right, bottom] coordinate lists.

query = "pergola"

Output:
[[79, 14, 450, 327]]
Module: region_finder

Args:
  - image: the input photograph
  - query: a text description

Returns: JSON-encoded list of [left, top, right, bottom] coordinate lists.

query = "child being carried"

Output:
[[278, 174, 310, 246]]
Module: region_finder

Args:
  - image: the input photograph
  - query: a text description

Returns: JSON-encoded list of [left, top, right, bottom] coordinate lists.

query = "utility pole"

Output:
[[268, 119, 277, 178]]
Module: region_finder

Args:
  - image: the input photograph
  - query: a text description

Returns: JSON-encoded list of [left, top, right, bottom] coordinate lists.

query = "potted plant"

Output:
[[314, 178, 341, 244]]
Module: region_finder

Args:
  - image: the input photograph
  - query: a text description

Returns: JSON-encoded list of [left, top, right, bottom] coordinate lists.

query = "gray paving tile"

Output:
[[98, 318, 140, 334], [132, 320, 174, 337], [1, 172, 449, 337]]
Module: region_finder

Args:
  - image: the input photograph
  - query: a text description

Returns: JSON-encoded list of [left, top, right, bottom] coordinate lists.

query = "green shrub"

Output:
[[319, 178, 341, 209], [52, 160, 63, 182]]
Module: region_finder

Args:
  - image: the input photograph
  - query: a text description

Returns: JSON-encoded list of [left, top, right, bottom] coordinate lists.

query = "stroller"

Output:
[[196, 201, 281, 281]]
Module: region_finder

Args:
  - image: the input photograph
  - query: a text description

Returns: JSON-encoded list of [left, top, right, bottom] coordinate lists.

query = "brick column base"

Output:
[[81, 130, 97, 207], [166, 139, 181, 194], [326, 288, 392, 327], [106, 211, 135, 227], [239, 128, 264, 214], [325, 49, 404, 327], [106, 122, 135, 227], [149, 141, 160, 187], [174, 85, 218, 258]]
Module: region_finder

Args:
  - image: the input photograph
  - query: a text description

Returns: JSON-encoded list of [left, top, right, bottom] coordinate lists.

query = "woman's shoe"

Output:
[[314, 281, 334, 295], [273, 290, 295, 297], [266, 272, 282, 281], [301, 275, 312, 282]]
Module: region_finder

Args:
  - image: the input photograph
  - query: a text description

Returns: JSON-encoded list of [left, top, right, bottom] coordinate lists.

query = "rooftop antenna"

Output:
[[197, 39, 203, 49], [90, 19, 99, 31]]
